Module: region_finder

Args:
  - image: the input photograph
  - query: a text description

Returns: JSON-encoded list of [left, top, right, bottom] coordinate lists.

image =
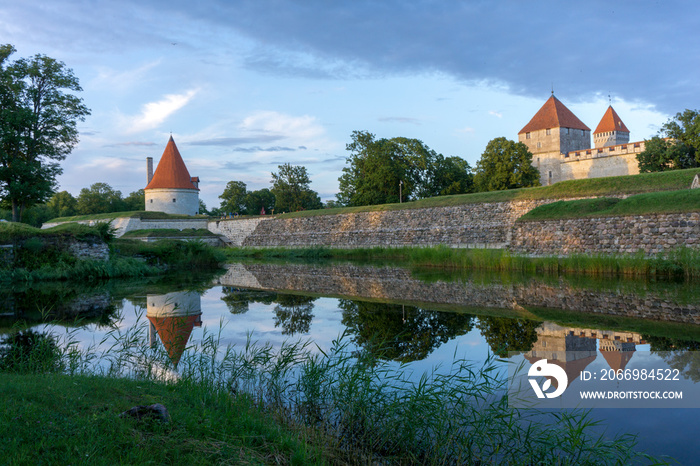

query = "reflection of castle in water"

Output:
[[147, 291, 202, 366], [525, 322, 644, 383]]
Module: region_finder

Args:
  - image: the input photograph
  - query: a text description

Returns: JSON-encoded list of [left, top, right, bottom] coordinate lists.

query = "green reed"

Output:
[[60, 316, 664, 465]]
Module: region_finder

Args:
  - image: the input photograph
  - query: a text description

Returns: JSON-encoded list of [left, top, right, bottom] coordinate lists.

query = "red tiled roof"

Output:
[[519, 95, 591, 134], [145, 136, 198, 190], [594, 106, 630, 134]]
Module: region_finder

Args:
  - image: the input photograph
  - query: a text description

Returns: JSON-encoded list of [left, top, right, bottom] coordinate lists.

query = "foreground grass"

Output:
[[0, 325, 665, 465], [521, 188, 700, 221], [0, 373, 322, 465], [225, 244, 700, 280]]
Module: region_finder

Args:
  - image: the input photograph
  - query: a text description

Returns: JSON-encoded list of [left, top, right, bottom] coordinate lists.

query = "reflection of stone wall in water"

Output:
[[217, 263, 700, 324], [147, 291, 202, 365]]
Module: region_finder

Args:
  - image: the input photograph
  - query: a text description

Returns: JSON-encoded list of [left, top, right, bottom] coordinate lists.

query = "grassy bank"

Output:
[[0, 222, 226, 283], [45, 210, 206, 224], [275, 168, 700, 219], [520, 188, 700, 221], [0, 326, 664, 465], [0, 372, 323, 465], [224, 245, 700, 280]]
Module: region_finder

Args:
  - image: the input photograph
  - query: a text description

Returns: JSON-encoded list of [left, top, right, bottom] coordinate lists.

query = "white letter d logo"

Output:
[[528, 359, 568, 399]]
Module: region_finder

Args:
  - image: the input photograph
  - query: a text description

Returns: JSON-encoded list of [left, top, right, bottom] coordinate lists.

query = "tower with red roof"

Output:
[[593, 106, 630, 148], [145, 136, 200, 215]]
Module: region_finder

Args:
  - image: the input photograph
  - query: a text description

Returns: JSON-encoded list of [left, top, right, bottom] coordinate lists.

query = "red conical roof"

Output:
[[147, 314, 201, 366], [519, 95, 590, 134], [594, 106, 630, 134], [145, 136, 198, 190]]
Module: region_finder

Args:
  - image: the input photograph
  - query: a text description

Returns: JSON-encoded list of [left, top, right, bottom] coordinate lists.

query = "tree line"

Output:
[[2, 43, 698, 227]]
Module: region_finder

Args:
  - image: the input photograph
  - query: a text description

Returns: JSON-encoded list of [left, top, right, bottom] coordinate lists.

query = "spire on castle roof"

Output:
[[145, 136, 199, 190], [518, 95, 590, 134], [594, 105, 630, 134]]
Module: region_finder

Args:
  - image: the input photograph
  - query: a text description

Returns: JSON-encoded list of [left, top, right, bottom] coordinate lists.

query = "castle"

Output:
[[145, 136, 200, 215], [518, 94, 646, 185]]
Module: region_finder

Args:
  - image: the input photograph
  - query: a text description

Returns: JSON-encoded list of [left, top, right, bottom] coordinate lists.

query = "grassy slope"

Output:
[[0, 373, 324, 465], [0, 222, 106, 243], [520, 188, 700, 221], [276, 167, 700, 219], [46, 210, 206, 224]]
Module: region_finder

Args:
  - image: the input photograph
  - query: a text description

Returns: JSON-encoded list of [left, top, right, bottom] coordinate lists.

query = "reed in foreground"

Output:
[[25, 319, 666, 465]]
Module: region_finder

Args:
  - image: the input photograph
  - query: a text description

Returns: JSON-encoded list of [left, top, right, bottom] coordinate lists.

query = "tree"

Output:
[[76, 182, 125, 215], [198, 199, 208, 216], [473, 137, 540, 192], [270, 163, 322, 212], [0, 45, 90, 222], [244, 188, 275, 215], [337, 131, 473, 206], [219, 180, 248, 214], [637, 110, 700, 172], [476, 316, 540, 357], [46, 190, 77, 218], [122, 189, 145, 211]]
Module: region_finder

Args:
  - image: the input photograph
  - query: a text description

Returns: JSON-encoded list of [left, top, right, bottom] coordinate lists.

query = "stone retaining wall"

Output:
[[511, 212, 700, 255], [232, 199, 553, 248]]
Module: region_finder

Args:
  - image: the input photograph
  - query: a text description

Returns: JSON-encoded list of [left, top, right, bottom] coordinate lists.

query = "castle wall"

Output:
[[145, 188, 199, 216]]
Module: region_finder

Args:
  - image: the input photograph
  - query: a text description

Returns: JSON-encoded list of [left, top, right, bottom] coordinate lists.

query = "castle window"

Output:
[[172, 198, 176, 202], [526, 132, 531, 139], [548, 171, 552, 178], [536, 142, 541, 148], [597, 149, 603, 154], [546, 128, 551, 135], [565, 128, 570, 134], [609, 147, 615, 152], [586, 150, 591, 155], [634, 143, 640, 148], [621, 145, 627, 150], [150, 199, 153, 203]]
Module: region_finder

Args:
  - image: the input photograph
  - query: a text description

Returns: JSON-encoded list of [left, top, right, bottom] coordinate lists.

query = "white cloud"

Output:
[[92, 60, 162, 91], [239, 111, 324, 140], [489, 110, 502, 118], [457, 126, 475, 134], [123, 89, 199, 133]]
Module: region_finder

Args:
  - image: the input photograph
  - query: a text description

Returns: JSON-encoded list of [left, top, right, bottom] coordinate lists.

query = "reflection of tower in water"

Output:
[[524, 322, 645, 385], [147, 291, 202, 366]]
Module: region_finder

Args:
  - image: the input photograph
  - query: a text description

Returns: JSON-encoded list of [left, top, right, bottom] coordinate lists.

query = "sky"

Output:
[[2, 0, 698, 208]]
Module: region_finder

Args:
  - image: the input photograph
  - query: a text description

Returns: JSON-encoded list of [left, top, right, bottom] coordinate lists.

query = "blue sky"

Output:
[[2, 1, 697, 208]]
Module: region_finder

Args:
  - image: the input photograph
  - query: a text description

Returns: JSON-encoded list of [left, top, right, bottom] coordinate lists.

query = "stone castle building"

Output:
[[145, 136, 200, 215], [518, 94, 646, 186]]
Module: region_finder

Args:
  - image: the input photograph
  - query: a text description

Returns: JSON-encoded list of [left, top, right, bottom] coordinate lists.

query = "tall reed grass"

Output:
[[46, 314, 662, 465]]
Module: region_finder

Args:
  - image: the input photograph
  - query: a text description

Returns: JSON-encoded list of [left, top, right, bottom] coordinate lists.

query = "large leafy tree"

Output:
[[46, 190, 77, 218], [473, 137, 540, 192], [270, 163, 321, 212], [245, 188, 275, 215], [0, 45, 90, 222], [76, 182, 125, 215], [122, 189, 145, 211], [219, 180, 248, 214], [337, 131, 472, 206], [637, 110, 700, 172]]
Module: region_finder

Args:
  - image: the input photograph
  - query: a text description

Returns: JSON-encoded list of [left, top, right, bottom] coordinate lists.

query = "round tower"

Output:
[[145, 136, 200, 215]]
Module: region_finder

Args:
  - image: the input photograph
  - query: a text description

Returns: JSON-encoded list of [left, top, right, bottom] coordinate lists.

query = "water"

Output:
[[2, 261, 700, 463]]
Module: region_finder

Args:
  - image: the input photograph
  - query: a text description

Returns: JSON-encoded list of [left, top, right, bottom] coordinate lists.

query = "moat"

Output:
[[3, 261, 700, 463]]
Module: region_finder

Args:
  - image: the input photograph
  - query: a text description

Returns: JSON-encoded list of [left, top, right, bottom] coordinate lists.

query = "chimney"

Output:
[[191, 176, 199, 189], [147, 157, 153, 184]]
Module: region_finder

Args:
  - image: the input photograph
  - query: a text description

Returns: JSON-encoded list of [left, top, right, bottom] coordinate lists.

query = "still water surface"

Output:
[[3, 262, 700, 463]]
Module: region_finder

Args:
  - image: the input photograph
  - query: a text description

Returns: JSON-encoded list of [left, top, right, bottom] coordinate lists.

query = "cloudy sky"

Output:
[[2, 1, 697, 208]]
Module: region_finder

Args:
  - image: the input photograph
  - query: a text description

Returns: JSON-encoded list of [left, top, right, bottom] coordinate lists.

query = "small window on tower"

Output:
[[536, 142, 541, 148], [150, 199, 153, 203], [546, 128, 551, 135], [172, 198, 176, 202], [526, 132, 531, 139]]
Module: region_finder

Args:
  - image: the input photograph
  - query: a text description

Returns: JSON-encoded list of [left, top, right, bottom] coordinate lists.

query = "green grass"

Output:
[[46, 210, 207, 224], [275, 168, 700, 219], [520, 188, 700, 221], [0, 325, 666, 465], [0, 373, 323, 465], [0, 221, 113, 243], [121, 228, 219, 238]]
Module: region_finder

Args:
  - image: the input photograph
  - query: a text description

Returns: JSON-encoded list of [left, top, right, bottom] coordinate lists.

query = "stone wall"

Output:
[[235, 199, 553, 248], [43, 217, 209, 238], [207, 218, 268, 246], [511, 212, 700, 255], [2, 236, 110, 264]]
